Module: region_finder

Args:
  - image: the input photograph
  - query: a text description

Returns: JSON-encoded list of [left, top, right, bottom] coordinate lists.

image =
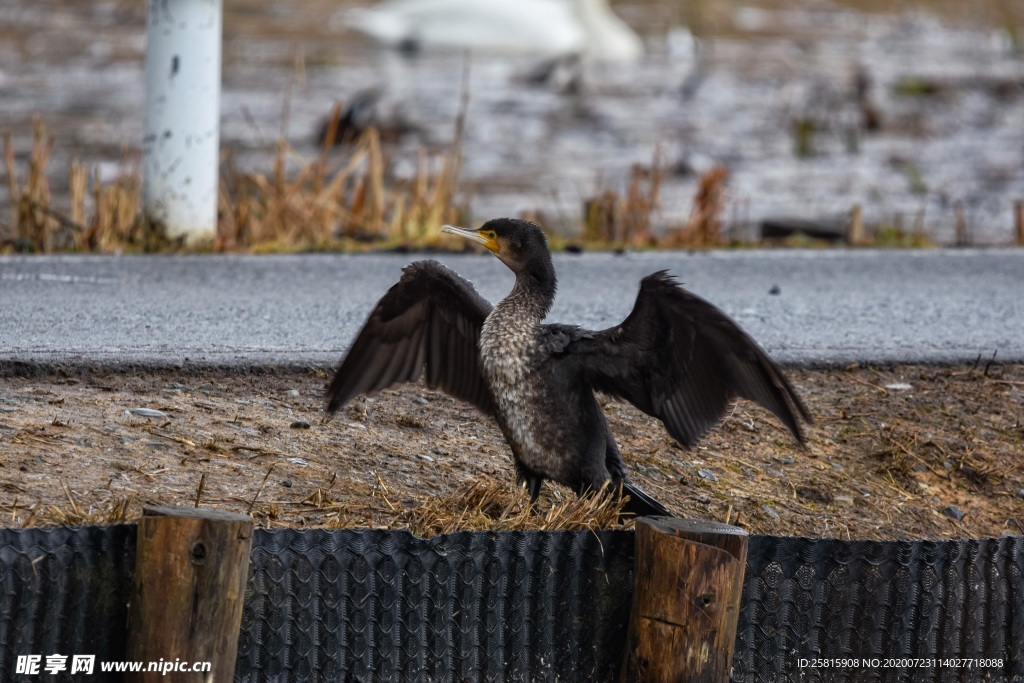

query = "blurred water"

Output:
[[1, 0, 1022, 244]]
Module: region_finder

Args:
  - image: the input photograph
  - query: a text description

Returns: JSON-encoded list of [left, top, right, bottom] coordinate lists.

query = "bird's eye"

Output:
[[487, 231, 496, 239]]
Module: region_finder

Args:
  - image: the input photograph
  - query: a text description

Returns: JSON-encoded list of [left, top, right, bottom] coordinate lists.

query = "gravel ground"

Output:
[[1, 363, 1022, 539]]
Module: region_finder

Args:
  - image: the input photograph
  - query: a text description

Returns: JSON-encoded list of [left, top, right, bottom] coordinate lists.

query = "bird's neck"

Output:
[[503, 272, 556, 322]]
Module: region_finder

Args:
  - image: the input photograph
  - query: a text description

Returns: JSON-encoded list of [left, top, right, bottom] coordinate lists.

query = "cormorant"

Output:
[[326, 218, 810, 516]]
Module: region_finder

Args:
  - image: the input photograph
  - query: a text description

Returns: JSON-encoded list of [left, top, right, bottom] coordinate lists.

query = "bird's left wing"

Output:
[[326, 260, 496, 417], [565, 271, 810, 448]]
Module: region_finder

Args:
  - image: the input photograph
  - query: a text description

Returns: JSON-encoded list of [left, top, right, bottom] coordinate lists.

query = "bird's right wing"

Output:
[[325, 260, 495, 417]]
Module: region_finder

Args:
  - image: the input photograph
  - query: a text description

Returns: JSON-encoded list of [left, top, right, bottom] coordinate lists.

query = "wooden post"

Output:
[[846, 204, 864, 246], [954, 201, 968, 247], [620, 518, 749, 683], [1015, 201, 1023, 246], [127, 506, 254, 682]]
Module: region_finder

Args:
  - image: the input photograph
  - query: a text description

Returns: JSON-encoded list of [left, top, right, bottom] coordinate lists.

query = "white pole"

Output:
[[143, 0, 222, 245]]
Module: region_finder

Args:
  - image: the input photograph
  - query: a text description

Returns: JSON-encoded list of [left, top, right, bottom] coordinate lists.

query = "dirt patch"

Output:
[[1, 363, 1022, 539]]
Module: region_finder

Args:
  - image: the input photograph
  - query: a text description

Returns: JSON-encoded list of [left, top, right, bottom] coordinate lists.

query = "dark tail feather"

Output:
[[620, 481, 672, 518]]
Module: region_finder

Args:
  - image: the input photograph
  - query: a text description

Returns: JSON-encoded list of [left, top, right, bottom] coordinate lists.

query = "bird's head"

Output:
[[442, 218, 556, 291]]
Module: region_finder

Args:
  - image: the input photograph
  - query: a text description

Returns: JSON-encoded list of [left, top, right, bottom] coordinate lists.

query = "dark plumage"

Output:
[[316, 89, 418, 147], [326, 218, 811, 517]]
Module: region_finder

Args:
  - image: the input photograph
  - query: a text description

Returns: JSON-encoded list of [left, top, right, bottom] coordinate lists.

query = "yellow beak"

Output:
[[441, 225, 499, 254]]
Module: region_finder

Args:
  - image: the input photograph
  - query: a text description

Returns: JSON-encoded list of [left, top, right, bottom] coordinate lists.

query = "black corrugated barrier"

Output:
[[0, 525, 135, 681], [0, 525, 1020, 682]]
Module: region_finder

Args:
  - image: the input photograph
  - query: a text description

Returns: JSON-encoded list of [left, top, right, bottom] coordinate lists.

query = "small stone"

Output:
[[762, 505, 781, 520], [280, 480, 293, 488], [776, 455, 795, 465], [796, 485, 833, 504], [290, 420, 311, 430], [764, 467, 786, 478], [0, 422, 14, 430], [885, 383, 913, 391], [943, 505, 965, 520], [835, 495, 854, 505], [415, 397, 429, 405], [132, 408, 169, 419], [697, 469, 717, 482], [224, 422, 258, 435], [768, 284, 781, 295], [286, 457, 309, 466], [419, 454, 435, 463], [286, 389, 300, 398], [830, 461, 844, 470], [1016, 488, 1024, 499], [195, 383, 215, 393], [912, 464, 929, 472], [146, 440, 170, 451]]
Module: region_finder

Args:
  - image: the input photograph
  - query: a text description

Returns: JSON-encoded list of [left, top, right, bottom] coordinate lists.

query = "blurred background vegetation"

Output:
[[1, 0, 1022, 252]]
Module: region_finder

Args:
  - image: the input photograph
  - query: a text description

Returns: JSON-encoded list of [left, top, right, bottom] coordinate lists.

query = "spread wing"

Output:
[[325, 260, 495, 417], [567, 271, 810, 448]]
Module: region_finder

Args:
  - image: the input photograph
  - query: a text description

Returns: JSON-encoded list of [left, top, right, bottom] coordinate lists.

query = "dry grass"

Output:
[[1, 364, 1021, 539], [218, 82, 470, 252], [1, 113, 470, 254], [3, 120, 147, 252], [581, 151, 734, 250], [0, 118, 967, 253], [12, 493, 139, 529], [582, 151, 662, 247], [10, 473, 631, 535], [660, 165, 729, 248], [301, 475, 631, 535], [1, 54, 475, 253], [3, 119, 740, 254], [397, 478, 629, 536]]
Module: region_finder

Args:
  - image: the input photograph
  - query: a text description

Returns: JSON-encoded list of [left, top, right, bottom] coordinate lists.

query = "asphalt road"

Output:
[[1, 249, 1022, 370]]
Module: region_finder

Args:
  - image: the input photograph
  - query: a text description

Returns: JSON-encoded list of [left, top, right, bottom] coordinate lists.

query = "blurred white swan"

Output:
[[338, 0, 643, 63]]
